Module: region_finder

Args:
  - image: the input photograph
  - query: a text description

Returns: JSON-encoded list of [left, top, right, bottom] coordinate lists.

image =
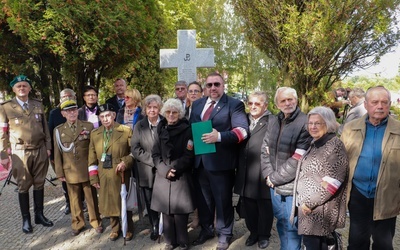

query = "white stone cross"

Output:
[[160, 30, 215, 83]]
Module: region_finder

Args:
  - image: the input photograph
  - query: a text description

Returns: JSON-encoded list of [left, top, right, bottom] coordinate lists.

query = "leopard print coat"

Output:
[[291, 133, 349, 236]]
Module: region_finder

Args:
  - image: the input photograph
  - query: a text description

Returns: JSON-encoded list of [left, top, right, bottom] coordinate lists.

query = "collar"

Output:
[[312, 132, 336, 148], [365, 115, 389, 127], [16, 97, 28, 106]]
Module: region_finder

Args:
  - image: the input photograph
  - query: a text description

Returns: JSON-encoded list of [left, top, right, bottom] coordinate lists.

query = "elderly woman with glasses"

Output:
[[131, 94, 163, 241], [151, 98, 194, 250], [116, 88, 144, 129], [291, 106, 348, 250]]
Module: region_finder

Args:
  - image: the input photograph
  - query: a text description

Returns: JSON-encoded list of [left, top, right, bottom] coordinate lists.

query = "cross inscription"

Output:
[[160, 30, 215, 83]]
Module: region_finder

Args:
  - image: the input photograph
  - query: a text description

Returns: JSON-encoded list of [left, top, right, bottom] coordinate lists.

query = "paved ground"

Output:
[[0, 167, 399, 250]]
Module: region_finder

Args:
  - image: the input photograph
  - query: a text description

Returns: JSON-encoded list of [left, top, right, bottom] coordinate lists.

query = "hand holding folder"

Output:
[[191, 120, 216, 155]]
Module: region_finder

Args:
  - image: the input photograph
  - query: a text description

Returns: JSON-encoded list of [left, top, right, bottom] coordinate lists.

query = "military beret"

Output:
[[10, 75, 32, 88], [98, 103, 116, 114], [60, 99, 78, 111]]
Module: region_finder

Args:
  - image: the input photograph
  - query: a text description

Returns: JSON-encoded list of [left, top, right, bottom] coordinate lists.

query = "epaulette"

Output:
[[0, 100, 12, 105]]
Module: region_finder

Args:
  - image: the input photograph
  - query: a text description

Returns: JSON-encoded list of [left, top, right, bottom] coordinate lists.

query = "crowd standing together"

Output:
[[0, 74, 399, 250]]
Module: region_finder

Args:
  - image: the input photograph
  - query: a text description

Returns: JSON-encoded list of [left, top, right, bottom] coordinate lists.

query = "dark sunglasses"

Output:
[[205, 82, 222, 88]]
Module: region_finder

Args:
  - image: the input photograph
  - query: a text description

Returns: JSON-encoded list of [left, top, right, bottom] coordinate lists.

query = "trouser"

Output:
[[303, 235, 328, 250], [194, 166, 235, 242], [110, 211, 134, 234], [270, 189, 302, 250], [67, 182, 101, 230], [142, 187, 159, 228], [348, 187, 396, 250], [163, 213, 189, 246], [12, 146, 48, 192], [243, 197, 273, 241]]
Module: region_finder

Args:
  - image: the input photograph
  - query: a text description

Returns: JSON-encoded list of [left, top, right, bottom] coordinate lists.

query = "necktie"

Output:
[[250, 121, 256, 132], [71, 124, 76, 133], [202, 101, 215, 121], [23, 103, 28, 111], [118, 99, 124, 108]]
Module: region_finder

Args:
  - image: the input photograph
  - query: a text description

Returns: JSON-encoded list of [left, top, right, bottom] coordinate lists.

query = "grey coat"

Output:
[[131, 117, 159, 188]]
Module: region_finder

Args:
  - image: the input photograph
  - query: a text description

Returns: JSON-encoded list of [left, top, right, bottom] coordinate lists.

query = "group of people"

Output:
[[0, 73, 398, 250]]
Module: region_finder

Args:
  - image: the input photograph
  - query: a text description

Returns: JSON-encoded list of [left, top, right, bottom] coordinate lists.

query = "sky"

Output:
[[350, 45, 400, 78]]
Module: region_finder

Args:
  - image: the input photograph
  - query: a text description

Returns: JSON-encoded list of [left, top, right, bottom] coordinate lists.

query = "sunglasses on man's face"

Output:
[[175, 87, 186, 92], [205, 82, 222, 88]]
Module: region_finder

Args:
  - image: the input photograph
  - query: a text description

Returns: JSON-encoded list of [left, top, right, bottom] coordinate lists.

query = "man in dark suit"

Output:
[[105, 78, 127, 114], [190, 72, 248, 250]]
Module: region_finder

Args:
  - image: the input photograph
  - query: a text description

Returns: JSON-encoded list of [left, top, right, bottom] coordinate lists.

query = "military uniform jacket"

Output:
[[53, 120, 94, 184], [88, 122, 134, 216], [0, 98, 51, 152]]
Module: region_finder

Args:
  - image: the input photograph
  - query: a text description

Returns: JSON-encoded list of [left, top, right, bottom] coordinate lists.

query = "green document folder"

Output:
[[191, 120, 216, 155]]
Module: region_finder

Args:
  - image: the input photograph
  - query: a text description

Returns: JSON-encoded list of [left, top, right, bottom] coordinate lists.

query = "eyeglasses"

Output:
[[175, 87, 186, 92], [165, 110, 179, 116], [188, 90, 201, 94], [124, 96, 132, 99], [307, 122, 326, 127], [248, 102, 263, 107], [84, 94, 97, 97], [205, 82, 222, 88]]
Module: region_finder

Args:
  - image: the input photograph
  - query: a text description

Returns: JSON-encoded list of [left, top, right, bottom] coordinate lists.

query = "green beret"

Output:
[[98, 103, 116, 113], [10, 75, 32, 88], [60, 99, 78, 111]]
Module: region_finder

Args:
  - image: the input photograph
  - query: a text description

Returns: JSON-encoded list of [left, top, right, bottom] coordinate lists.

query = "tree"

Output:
[[0, 0, 162, 108], [233, 0, 400, 111]]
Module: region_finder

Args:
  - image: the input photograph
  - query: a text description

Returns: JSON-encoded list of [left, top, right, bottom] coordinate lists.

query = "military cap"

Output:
[[60, 99, 78, 111], [98, 103, 116, 114], [10, 75, 32, 88]]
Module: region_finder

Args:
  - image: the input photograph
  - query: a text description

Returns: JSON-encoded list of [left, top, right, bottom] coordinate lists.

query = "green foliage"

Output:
[[233, 0, 400, 112], [0, 0, 162, 107]]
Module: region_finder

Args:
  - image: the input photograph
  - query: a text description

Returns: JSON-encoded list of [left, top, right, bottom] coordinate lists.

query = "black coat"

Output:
[[151, 118, 195, 214], [234, 112, 272, 200]]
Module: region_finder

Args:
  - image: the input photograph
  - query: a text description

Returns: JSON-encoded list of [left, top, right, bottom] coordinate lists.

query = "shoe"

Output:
[[258, 239, 269, 249], [19, 193, 33, 234], [64, 205, 71, 215], [109, 232, 119, 241], [33, 190, 54, 227], [192, 233, 214, 246], [71, 228, 82, 236], [126, 232, 133, 241], [164, 244, 177, 250], [245, 235, 258, 246], [216, 241, 230, 250], [95, 226, 103, 234], [179, 244, 189, 250], [150, 225, 159, 241]]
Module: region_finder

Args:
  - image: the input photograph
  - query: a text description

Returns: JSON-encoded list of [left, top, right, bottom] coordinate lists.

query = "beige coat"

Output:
[[341, 114, 400, 220], [53, 120, 94, 183], [88, 123, 133, 216]]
